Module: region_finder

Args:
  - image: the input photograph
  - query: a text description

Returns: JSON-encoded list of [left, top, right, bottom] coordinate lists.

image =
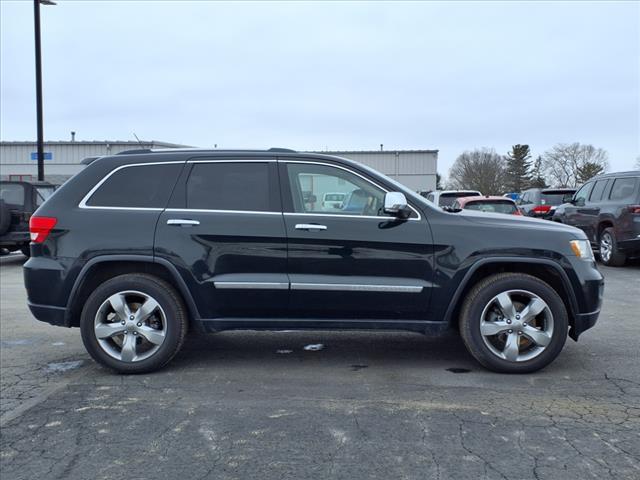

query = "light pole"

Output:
[[33, 0, 56, 181]]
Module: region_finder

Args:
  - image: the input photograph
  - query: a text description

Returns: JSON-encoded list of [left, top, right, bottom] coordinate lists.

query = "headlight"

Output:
[[570, 239, 594, 260]]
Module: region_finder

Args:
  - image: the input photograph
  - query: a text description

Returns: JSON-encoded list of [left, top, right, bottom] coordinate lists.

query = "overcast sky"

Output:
[[1, 0, 639, 175]]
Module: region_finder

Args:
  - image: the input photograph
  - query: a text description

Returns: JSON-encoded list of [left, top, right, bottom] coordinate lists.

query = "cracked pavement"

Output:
[[1, 253, 639, 479]]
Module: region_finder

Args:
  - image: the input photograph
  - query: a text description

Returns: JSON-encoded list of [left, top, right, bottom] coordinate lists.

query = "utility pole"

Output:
[[33, 0, 56, 181]]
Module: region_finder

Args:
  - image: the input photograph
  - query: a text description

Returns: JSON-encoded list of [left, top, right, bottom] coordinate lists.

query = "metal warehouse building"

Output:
[[0, 141, 438, 191]]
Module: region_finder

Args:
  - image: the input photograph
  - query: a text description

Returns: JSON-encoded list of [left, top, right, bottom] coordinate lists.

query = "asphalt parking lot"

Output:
[[1, 254, 639, 480]]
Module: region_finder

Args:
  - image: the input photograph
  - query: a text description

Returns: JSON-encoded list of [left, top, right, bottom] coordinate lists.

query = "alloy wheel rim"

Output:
[[94, 290, 167, 363], [479, 289, 554, 363], [600, 234, 612, 262]]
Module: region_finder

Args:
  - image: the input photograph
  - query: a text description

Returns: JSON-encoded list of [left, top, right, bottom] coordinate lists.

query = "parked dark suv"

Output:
[[0, 181, 56, 256], [553, 171, 640, 266], [24, 149, 604, 374], [518, 188, 576, 220]]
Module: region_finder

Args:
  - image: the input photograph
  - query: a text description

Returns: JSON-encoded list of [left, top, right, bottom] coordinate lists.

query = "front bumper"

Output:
[[569, 309, 600, 341]]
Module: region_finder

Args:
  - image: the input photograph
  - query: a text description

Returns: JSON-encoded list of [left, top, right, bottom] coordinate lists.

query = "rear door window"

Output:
[[85, 163, 183, 208], [609, 177, 639, 201], [438, 192, 479, 207], [186, 162, 274, 212]]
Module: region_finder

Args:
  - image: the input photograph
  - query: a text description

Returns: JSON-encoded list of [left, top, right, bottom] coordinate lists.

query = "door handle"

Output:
[[167, 219, 200, 227], [295, 223, 327, 231]]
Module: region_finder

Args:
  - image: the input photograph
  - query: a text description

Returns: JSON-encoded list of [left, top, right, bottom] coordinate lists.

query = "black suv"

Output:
[[0, 181, 56, 256], [553, 171, 640, 266], [24, 149, 603, 374]]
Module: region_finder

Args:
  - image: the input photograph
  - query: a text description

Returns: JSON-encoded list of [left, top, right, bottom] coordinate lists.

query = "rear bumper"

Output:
[[27, 301, 68, 327], [0, 231, 29, 246], [618, 236, 640, 256]]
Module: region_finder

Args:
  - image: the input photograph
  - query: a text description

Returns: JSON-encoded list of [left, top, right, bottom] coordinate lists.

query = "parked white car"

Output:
[[421, 190, 482, 208], [321, 192, 346, 211]]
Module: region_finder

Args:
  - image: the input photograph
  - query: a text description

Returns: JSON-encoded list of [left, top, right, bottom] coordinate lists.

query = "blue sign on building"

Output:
[[30, 152, 53, 160]]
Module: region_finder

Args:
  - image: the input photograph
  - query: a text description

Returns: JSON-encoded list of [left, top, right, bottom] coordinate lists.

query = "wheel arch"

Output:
[[444, 258, 579, 337], [65, 255, 201, 328]]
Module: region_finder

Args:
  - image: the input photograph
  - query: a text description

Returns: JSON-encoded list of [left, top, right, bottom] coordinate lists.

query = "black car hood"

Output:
[[455, 209, 585, 237]]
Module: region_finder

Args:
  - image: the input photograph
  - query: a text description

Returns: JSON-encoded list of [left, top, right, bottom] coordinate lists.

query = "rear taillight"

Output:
[[29, 216, 57, 243], [627, 205, 640, 214], [532, 205, 552, 214]]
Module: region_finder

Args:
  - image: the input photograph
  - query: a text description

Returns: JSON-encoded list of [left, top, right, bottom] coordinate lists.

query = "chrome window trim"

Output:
[[78, 158, 424, 221], [78, 161, 185, 210], [166, 208, 281, 216], [284, 160, 422, 221], [290, 283, 423, 293], [214, 281, 289, 290]]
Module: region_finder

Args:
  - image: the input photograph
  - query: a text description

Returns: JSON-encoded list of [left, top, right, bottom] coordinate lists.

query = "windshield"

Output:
[[540, 191, 574, 206], [465, 200, 517, 214], [439, 192, 480, 207]]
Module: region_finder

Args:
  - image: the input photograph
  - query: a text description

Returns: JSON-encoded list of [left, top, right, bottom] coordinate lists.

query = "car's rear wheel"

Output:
[[599, 227, 626, 267], [459, 273, 568, 373], [80, 274, 187, 374]]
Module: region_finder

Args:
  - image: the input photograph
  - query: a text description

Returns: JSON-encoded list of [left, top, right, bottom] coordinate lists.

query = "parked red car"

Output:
[[451, 196, 522, 215]]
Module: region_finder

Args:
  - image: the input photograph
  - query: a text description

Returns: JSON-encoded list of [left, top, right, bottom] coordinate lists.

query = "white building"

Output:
[[0, 141, 438, 191], [0, 140, 188, 183]]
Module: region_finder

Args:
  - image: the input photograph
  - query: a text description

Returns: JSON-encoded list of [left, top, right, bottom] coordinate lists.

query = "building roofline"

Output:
[[0, 140, 191, 147]]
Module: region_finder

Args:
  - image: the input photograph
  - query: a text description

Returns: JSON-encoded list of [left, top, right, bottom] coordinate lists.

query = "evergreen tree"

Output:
[[436, 173, 443, 189], [529, 155, 547, 188], [505, 144, 532, 192], [576, 161, 605, 183]]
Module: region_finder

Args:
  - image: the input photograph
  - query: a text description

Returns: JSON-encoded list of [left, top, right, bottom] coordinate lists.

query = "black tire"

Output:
[[20, 245, 30, 257], [459, 273, 568, 373], [599, 227, 626, 267], [80, 273, 188, 374], [0, 200, 11, 235]]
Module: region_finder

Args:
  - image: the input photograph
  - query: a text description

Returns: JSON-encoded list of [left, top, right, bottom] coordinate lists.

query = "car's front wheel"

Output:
[[80, 274, 187, 374], [459, 273, 568, 373]]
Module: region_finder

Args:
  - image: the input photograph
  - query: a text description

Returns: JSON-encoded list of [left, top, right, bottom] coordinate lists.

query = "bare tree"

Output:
[[449, 148, 506, 194], [541, 143, 609, 187]]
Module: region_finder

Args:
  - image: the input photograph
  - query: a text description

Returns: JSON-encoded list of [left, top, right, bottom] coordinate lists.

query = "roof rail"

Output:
[[116, 148, 153, 155], [268, 147, 297, 153]]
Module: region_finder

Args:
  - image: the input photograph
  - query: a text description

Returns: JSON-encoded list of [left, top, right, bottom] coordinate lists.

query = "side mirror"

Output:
[[383, 192, 411, 219]]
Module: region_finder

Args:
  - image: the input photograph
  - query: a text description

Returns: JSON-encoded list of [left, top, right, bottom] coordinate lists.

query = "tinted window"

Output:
[[465, 201, 518, 214], [0, 184, 25, 206], [439, 192, 480, 207], [87, 164, 182, 208], [287, 163, 386, 216], [540, 191, 574, 206], [609, 177, 638, 201], [573, 182, 594, 205], [589, 180, 609, 202], [187, 162, 271, 211]]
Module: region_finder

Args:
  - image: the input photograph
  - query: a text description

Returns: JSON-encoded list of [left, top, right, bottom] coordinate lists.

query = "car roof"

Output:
[[590, 170, 640, 180]]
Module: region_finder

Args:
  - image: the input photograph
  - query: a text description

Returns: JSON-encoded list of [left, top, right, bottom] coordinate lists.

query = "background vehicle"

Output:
[[321, 192, 346, 211], [24, 149, 603, 374], [0, 181, 56, 256], [450, 196, 521, 215], [422, 189, 482, 208], [553, 171, 640, 266], [518, 188, 576, 219]]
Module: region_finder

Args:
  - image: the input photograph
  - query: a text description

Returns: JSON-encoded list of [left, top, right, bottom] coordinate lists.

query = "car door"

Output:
[[564, 182, 595, 240], [280, 158, 434, 320], [154, 157, 289, 320]]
